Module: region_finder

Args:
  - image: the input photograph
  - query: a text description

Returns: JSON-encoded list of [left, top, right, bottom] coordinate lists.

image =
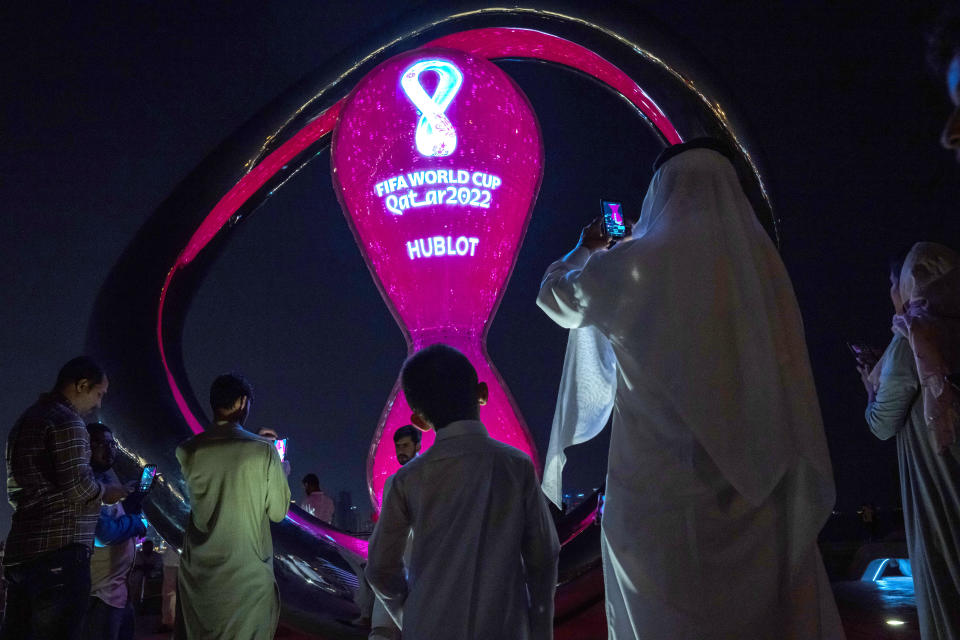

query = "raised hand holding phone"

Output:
[[122, 465, 156, 515], [579, 217, 610, 252], [138, 464, 158, 493], [274, 438, 287, 462], [847, 341, 881, 370], [601, 199, 627, 239]]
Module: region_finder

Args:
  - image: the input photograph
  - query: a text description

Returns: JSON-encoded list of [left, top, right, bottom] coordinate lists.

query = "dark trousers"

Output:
[[84, 597, 134, 640], [0, 544, 91, 640]]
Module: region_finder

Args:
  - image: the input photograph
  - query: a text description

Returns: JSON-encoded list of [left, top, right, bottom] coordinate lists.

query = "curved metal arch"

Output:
[[242, 4, 775, 238], [87, 4, 776, 637]]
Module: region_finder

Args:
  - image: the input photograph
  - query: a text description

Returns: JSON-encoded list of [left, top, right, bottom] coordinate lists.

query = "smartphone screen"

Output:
[[274, 438, 287, 462], [138, 464, 157, 492], [601, 199, 626, 239]]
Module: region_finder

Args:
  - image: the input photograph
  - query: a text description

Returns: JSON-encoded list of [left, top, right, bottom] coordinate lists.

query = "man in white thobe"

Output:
[[366, 344, 559, 640], [537, 140, 844, 639]]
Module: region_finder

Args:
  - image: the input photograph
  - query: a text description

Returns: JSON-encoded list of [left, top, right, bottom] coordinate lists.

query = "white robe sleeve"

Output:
[[536, 245, 595, 329], [541, 326, 616, 507]]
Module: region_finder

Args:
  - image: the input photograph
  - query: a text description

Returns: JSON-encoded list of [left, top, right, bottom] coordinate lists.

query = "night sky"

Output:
[[3, 1, 960, 536]]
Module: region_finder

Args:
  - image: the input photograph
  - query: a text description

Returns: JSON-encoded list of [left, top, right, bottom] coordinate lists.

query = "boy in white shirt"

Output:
[[366, 344, 559, 640]]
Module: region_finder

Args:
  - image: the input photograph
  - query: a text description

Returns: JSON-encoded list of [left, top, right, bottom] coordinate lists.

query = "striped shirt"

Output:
[[4, 393, 103, 565]]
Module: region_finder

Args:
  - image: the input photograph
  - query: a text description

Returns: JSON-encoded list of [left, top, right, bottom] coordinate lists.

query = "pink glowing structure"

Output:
[[331, 48, 544, 510], [156, 27, 681, 523]]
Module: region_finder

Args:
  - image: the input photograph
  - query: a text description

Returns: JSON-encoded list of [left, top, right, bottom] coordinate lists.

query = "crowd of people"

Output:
[[3, 10, 960, 640], [0, 363, 337, 640]]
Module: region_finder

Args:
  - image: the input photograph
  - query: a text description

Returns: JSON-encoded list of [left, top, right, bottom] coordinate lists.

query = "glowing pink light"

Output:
[[157, 105, 344, 434], [331, 48, 543, 511], [155, 27, 681, 540], [560, 505, 600, 548], [426, 28, 682, 145]]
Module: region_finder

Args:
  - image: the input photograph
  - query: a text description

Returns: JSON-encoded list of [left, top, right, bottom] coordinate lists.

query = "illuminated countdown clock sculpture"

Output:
[[331, 48, 543, 509], [86, 5, 777, 637]]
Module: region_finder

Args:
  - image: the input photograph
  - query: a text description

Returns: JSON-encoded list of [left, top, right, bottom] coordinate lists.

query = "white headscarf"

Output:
[[541, 325, 616, 507], [893, 242, 960, 453], [544, 148, 835, 549]]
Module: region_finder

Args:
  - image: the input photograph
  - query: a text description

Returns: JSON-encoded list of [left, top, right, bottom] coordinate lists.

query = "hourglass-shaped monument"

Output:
[[331, 48, 544, 509]]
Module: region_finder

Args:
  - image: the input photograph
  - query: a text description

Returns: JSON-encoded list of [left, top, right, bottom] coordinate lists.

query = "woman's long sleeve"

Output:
[[866, 335, 919, 440]]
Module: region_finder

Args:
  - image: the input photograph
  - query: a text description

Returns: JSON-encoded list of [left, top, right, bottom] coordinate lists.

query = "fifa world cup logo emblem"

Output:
[[401, 60, 463, 157]]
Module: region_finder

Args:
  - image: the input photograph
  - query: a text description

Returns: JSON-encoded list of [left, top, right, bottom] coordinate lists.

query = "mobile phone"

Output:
[[138, 464, 158, 493], [274, 438, 287, 462], [600, 199, 627, 239]]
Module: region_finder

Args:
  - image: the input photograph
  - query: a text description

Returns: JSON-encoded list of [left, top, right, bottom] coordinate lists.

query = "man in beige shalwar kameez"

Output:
[[175, 374, 290, 640]]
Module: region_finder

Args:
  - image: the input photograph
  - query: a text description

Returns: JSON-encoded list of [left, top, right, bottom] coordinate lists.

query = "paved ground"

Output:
[[134, 578, 921, 639], [835, 577, 920, 640]]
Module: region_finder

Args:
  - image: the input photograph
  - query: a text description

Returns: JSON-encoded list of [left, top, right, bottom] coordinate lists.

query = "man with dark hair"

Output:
[[84, 423, 146, 640], [208, 372, 254, 415], [2, 356, 129, 640], [364, 425, 422, 640], [392, 425, 421, 466], [366, 344, 559, 640], [176, 373, 290, 640], [299, 473, 334, 523]]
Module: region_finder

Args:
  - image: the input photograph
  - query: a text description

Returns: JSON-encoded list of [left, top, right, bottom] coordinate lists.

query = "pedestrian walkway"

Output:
[[835, 576, 919, 639], [134, 578, 921, 639]]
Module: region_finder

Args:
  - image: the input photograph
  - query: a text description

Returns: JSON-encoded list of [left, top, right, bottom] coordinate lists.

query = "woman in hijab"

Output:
[[862, 242, 960, 639], [537, 139, 843, 639]]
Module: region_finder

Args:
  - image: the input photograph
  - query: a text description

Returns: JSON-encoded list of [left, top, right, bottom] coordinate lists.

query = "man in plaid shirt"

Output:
[[1, 356, 129, 640]]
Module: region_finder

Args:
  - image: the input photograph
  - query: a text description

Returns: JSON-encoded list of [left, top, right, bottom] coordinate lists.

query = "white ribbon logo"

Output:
[[401, 60, 463, 157]]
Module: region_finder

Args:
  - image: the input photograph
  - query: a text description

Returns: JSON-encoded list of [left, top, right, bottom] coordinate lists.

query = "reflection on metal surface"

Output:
[[88, 4, 774, 636], [427, 28, 681, 144]]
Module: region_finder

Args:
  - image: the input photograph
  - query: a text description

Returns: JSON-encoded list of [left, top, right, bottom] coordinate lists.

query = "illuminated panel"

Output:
[[331, 47, 543, 509], [157, 29, 678, 437]]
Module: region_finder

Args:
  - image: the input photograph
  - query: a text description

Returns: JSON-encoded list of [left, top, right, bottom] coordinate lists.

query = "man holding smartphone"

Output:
[[84, 422, 145, 640], [176, 374, 290, 640], [2, 357, 130, 640], [537, 140, 841, 639]]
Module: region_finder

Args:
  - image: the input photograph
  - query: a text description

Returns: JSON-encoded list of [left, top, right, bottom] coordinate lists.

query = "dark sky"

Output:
[[3, 1, 960, 536]]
